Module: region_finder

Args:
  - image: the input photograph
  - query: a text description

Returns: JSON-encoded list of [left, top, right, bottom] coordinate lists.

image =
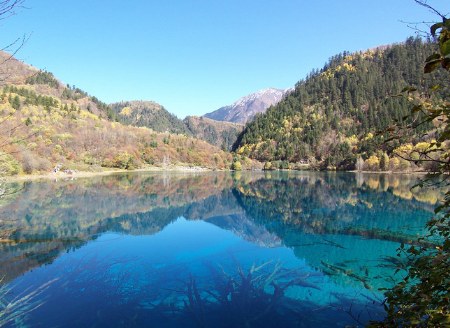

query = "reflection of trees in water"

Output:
[[234, 172, 436, 236], [0, 172, 441, 287], [0, 173, 237, 281], [4, 172, 433, 244], [232, 172, 440, 292], [0, 173, 235, 238], [0, 180, 23, 243]]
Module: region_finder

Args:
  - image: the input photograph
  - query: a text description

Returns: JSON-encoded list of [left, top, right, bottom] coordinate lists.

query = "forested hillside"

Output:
[[0, 52, 232, 174], [110, 101, 192, 135], [234, 38, 443, 170], [0, 52, 116, 120], [183, 116, 243, 150]]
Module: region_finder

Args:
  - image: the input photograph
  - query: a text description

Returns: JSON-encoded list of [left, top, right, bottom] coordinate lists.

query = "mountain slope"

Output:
[[0, 51, 116, 120], [0, 51, 232, 174], [204, 88, 289, 124], [110, 100, 192, 135], [234, 37, 442, 169], [183, 116, 243, 150]]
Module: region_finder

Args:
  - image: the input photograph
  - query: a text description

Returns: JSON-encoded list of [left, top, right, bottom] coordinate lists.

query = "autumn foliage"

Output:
[[0, 61, 232, 174]]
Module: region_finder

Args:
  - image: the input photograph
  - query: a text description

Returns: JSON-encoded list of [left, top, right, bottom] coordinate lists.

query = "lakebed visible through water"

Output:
[[0, 171, 440, 327]]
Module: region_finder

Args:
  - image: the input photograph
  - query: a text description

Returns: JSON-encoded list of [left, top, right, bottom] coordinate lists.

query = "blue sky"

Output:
[[0, 0, 446, 118]]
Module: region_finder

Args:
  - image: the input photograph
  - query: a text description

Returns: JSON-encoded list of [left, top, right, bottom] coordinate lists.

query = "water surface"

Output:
[[0, 172, 439, 327]]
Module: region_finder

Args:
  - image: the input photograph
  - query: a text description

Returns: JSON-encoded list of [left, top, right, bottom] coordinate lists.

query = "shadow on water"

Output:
[[0, 171, 442, 326]]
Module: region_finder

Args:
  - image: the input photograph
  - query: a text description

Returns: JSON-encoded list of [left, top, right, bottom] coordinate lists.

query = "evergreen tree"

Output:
[[234, 38, 442, 169], [11, 95, 20, 110]]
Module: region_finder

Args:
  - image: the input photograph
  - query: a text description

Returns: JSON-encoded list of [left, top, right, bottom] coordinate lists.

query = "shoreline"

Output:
[[3, 167, 431, 182], [3, 165, 215, 182]]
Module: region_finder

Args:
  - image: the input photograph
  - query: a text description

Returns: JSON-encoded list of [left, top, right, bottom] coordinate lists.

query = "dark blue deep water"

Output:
[[0, 172, 439, 327]]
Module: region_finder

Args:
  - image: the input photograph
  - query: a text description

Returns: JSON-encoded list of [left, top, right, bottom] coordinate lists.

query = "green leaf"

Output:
[[426, 53, 441, 62], [412, 105, 423, 113], [440, 39, 450, 57], [444, 17, 450, 29], [442, 58, 450, 71], [435, 204, 445, 213], [444, 239, 450, 250], [401, 86, 417, 93], [424, 59, 441, 73], [430, 84, 441, 91]]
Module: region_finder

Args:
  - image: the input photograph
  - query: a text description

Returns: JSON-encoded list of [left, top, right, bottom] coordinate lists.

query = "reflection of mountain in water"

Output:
[[0, 172, 439, 285], [233, 172, 437, 290], [0, 173, 236, 280], [235, 172, 435, 237], [207, 214, 282, 247]]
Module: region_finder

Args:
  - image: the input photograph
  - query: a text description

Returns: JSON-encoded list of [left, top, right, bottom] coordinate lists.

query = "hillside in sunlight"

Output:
[[234, 38, 447, 171], [183, 116, 244, 150], [110, 100, 192, 135], [0, 51, 233, 174], [110, 102, 246, 151]]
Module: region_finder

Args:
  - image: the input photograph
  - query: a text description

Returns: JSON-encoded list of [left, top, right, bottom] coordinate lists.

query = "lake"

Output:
[[0, 171, 439, 327]]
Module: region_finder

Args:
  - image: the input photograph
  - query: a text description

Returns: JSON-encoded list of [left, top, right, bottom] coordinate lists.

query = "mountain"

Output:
[[110, 100, 192, 135], [109, 101, 245, 151], [204, 88, 290, 124], [0, 52, 116, 120], [0, 51, 232, 174], [234, 37, 444, 170], [183, 116, 243, 150]]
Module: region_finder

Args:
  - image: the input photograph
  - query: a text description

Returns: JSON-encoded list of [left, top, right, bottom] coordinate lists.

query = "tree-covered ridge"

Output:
[[183, 115, 244, 150], [0, 50, 235, 173], [234, 38, 442, 169], [25, 70, 60, 89], [0, 51, 116, 121], [111, 100, 192, 135], [0, 85, 232, 174]]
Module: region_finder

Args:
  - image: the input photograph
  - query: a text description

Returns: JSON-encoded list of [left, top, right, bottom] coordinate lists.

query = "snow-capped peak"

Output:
[[204, 87, 291, 124]]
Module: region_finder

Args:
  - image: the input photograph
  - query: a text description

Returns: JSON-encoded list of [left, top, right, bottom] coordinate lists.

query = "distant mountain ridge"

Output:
[[109, 101, 245, 150], [204, 88, 291, 124], [183, 116, 243, 150], [110, 100, 192, 135]]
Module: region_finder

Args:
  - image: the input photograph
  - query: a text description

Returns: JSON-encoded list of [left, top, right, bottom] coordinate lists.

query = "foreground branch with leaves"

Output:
[[373, 10, 450, 327]]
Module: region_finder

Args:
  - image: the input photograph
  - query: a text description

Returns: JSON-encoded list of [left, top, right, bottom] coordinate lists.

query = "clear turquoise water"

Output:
[[0, 172, 437, 327]]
